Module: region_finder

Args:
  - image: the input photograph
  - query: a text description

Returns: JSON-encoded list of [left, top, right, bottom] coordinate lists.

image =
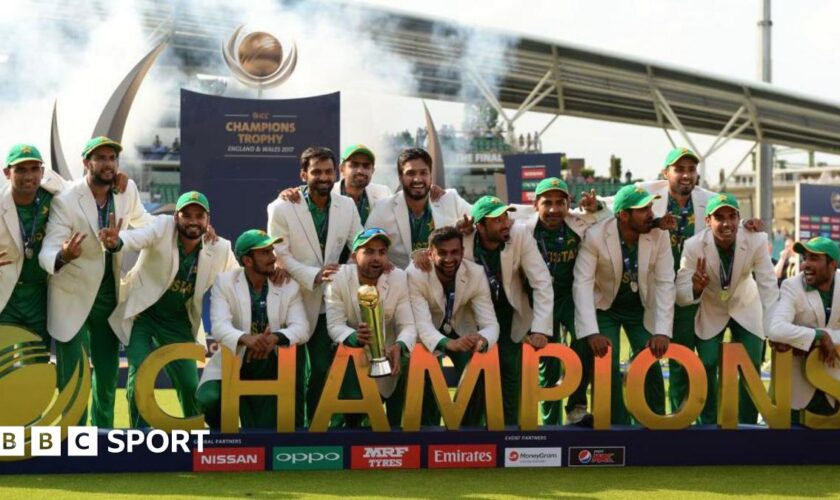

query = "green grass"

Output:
[[1, 466, 839, 499]]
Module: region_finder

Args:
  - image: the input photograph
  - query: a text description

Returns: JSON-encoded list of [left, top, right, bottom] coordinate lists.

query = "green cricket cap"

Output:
[[471, 195, 516, 223], [705, 192, 741, 216], [341, 144, 375, 164], [612, 184, 661, 212], [6, 144, 44, 166], [534, 177, 569, 197], [664, 147, 700, 167], [175, 191, 210, 213], [235, 229, 282, 261], [352, 227, 391, 251], [82, 136, 122, 159], [794, 236, 840, 263]]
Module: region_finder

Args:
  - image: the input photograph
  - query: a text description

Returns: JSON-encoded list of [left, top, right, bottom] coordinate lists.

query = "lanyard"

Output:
[[442, 287, 456, 335], [341, 180, 369, 221], [19, 194, 44, 258], [96, 192, 113, 230], [719, 247, 734, 291], [476, 251, 503, 304], [250, 283, 269, 334], [824, 281, 835, 325], [536, 223, 565, 273], [667, 195, 693, 239], [617, 221, 638, 290]]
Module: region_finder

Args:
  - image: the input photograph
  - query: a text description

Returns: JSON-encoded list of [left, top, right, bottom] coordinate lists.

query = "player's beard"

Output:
[[177, 222, 206, 240], [89, 169, 115, 187], [358, 259, 384, 282]]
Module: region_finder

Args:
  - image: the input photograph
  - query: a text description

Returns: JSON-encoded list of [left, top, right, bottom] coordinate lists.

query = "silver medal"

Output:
[[24, 247, 34, 260], [630, 281, 639, 293], [443, 323, 452, 335]]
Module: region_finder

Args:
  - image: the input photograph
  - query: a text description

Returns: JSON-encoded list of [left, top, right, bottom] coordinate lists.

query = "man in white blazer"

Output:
[[39, 136, 154, 427], [325, 228, 416, 427], [573, 184, 675, 425], [103, 191, 238, 428], [196, 230, 309, 429], [365, 147, 472, 269], [521, 177, 601, 426], [676, 193, 778, 424], [768, 237, 840, 420], [0, 144, 66, 345], [408, 226, 500, 426], [267, 146, 362, 424], [459, 196, 553, 425]]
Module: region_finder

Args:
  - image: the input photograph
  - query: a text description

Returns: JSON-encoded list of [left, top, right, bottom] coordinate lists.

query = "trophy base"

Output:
[[368, 358, 392, 378]]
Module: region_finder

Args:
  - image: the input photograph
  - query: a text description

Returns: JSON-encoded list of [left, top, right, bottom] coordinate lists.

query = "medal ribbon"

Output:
[[442, 289, 456, 335], [617, 222, 639, 290], [719, 247, 734, 292], [19, 194, 44, 258]]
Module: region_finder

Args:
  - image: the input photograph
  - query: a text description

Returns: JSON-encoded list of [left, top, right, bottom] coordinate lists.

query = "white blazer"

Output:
[[267, 193, 362, 331], [365, 189, 472, 269], [39, 179, 153, 342], [519, 213, 593, 242], [573, 216, 675, 339], [407, 260, 499, 353], [198, 268, 309, 387], [462, 222, 554, 342], [676, 228, 778, 339], [325, 264, 416, 397], [768, 272, 840, 410], [331, 181, 392, 206], [634, 180, 714, 233], [107, 215, 239, 346], [0, 170, 66, 311]]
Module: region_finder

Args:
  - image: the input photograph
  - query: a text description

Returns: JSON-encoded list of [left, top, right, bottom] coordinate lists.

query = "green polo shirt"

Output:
[[534, 220, 580, 326], [134, 239, 200, 337], [303, 186, 330, 256], [409, 202, 435, 252], [667, 195, 696, 273]]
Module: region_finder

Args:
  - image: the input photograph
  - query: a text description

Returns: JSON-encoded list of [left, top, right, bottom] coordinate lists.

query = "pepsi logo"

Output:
[[578, 450, 592, 464]]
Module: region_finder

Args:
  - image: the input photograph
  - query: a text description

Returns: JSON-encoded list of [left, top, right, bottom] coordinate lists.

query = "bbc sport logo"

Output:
[[504, 447, 562, 468], [0, 426, 208, 457]]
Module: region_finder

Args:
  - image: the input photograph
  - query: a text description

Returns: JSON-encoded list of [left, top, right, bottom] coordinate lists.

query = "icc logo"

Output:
[[222, 25, 298, 90], [0, 325, 90, 460]]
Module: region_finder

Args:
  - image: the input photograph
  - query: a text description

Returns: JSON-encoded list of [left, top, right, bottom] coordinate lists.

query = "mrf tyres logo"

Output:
[[351, 445, 420, 469], [568, 447, 625, 467], [428, 444, 496, 469], [504, 447, 562, 468], [273, 446, 343, 471]]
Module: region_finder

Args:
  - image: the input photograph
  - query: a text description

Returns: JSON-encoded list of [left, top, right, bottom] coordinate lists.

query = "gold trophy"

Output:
[[358, 285, 391, 378]]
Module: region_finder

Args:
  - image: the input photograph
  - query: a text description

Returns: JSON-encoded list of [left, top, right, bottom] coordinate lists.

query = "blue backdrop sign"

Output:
[[502, 153, 563, 204], [180, 89, 340, 239], [796, 183, 840, 240]]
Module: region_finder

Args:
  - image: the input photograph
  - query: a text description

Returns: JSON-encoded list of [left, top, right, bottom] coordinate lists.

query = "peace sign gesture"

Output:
[[692, 257, 709, 298], [60, 232, 87, 262], [98, 213, 124, 250], [579, 189, 598, 213]]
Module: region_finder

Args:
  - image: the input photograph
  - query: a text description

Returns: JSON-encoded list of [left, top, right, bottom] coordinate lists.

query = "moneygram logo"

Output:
[[273, 446, 344, 471], [504, 447, 562, 468], [428, 444, 496, 469], [568, 447, 626, 467], [351, 445, 420, 469], [193, 447, 265, 472]]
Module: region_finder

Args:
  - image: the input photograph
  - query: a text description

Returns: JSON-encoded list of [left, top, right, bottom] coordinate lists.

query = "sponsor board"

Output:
[[428, 444, 496, 469], [568, 447, 626, 467], [504, 447, 562, 468], [351, 445, 420, 469], [273, 446, 344, 471], [193, 447, 265, 472]]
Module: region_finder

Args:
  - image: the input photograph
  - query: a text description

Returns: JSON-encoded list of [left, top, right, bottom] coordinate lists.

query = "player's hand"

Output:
[[817, 334, 837, 368], [588, 334, 611, 358], [205, 224, 219, 244], [446, 335, 477, 353], [692, 257, 709, 298], [429, 184, 445, 202], [526, 332, 550, 350], [579, 189, 598, 213], [114, 171, 129, 194], [269, 264, 292, 285], [314, 263, 340, 285], [98, 213, 123, 250], [744, 218, 765, 233], [60, 232, 87, 262], [383, 260, 395, 274], [647, 334, 670, 359], [769, 340, 792, 353], [412, 249, 432, 273], [0, 251, 12, 267], [657, 213, 677, 231], [251, 328, 279, 361], [387, 344, 402, 377], [279, 187, 302, 203], [455, 214, 475, 236], [241, 330, 271, 362], [355, 322, 372, 347]]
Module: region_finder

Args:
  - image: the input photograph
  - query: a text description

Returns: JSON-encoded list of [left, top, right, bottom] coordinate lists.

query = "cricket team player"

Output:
[[105, 191, 238, 428], [676, 193, 778, 424], [408, 225, 499, 425], [267, 146, 362, 424], [40, 136, 154, 427], [574, 184, 675, 425], [196, 229, 310, 429], [325, 228, 416, 427]]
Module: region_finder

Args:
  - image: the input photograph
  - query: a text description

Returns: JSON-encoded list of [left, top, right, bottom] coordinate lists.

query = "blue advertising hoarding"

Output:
[[795, 183, 840, 241], [502, 153, 563, 204]]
